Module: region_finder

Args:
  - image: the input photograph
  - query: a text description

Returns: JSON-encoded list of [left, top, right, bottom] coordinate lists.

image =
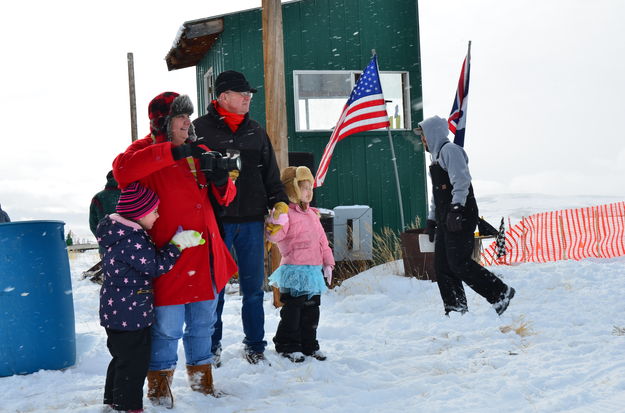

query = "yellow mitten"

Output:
[[229, 170, 240, 182], [266, 202, 289, 236], [265, 222, 282, 236], [273, 202, 288, 219]]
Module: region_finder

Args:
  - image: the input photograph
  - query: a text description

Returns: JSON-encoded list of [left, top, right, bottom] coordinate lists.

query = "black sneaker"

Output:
[[493, 287, 516, 316], [308, 351, 327, 361], [245, 351, 270, 365], [281, 352, 305, 363]]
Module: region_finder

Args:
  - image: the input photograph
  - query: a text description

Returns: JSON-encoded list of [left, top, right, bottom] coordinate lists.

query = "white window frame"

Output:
[[203, 67, 215, 108], [293, 69, 411, 132]]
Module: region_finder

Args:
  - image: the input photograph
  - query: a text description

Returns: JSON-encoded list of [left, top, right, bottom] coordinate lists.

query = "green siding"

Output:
[[196, 0, 426, 233]]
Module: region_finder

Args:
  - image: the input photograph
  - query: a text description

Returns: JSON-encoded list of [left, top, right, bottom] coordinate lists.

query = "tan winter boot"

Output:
[[186, 364, 217, 396], [147, 369, 174, 408]]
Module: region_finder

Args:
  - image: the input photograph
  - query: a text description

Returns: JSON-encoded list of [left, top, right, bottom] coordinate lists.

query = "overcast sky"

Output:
[[1, 0, 623, 240]]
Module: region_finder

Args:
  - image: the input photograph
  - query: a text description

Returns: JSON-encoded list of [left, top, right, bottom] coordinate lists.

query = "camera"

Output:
[[199, 150, 242, 173]]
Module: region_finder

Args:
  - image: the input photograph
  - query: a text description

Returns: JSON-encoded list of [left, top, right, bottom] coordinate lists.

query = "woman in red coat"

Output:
[[113, 92, 237, 405]]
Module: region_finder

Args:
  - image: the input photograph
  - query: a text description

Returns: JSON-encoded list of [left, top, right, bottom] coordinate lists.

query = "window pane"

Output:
[[380, 73, 405, 129], [298, 73, 352, 98], [296, 73, 351, 131], [294, 71, 409, 131]]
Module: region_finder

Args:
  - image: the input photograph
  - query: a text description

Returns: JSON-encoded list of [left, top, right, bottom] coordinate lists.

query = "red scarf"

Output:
[[213, 100, 245, 132]]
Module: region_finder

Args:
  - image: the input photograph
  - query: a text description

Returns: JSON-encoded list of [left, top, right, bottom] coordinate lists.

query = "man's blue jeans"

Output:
[[212, 221, 267, 354], [149, 299, 218, 371]]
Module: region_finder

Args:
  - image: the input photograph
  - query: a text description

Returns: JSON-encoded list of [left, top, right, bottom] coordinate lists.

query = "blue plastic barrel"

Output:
[[0, 220, 76, 376]]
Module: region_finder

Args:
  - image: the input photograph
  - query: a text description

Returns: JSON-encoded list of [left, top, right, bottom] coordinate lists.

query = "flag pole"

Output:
[[373, 49, 405, 230], [386, 127, 405, 230]]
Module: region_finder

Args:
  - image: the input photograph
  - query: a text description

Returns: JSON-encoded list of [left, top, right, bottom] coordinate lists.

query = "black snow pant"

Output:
[[434, 224, 509, 314], [273, 293, 321, 355], [104, 327, 151, 411]]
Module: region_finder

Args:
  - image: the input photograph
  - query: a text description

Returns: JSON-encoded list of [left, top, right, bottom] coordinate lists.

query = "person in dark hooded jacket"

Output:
[[89, 170, 121, 237], [416, 115, 515, 316], [0, 203, 10, 223], [97, 181, 204, 413]]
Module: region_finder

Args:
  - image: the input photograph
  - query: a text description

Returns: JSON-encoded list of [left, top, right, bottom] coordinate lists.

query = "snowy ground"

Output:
[[3, 194, 625, 413]]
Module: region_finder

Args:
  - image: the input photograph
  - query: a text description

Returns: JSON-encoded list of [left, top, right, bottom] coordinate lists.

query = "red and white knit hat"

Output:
[[115, 182, 159, 220]]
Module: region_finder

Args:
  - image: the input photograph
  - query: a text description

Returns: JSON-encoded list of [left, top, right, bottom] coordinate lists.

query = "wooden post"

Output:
[[127, 52, 138, 142], [261, 0, 288, 168], [262, 0, 288, 305], [558, 215, 567, 261]]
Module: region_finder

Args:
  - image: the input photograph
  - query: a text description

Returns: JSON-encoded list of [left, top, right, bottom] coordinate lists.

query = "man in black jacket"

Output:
[[193, 70, 289, 365]]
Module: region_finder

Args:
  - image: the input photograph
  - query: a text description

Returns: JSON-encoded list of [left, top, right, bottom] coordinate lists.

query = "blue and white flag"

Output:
[[448, 42, 471, 147]]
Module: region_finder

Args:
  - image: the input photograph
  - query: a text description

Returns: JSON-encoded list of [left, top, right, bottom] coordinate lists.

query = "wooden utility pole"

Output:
[[262, 0, 288, 168], [127, 52, 138, 141], [262, 0, 288, 303]]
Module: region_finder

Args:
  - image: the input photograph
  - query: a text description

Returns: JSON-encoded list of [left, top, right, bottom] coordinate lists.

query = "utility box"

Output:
[[333, 206, 372, 261], [319, 208, 334, 247]]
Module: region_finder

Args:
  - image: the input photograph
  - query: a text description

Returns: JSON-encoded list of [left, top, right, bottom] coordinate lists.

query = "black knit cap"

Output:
[[215, 70, 258, 96]]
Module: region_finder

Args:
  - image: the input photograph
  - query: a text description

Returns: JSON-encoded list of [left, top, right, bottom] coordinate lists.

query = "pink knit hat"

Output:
[[115, 182, 159, 220]]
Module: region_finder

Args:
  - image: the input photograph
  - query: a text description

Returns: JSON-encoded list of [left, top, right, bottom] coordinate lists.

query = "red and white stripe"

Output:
[[314, 93, 389, 187], [481, 202, 625, 265]]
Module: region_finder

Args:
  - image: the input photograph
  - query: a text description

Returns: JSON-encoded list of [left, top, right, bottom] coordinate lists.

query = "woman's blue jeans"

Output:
[[149, 299, 218, 371]]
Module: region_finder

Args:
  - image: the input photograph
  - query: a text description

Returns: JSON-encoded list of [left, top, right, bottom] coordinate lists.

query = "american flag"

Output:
[[448, 42, 471, 147], [314, 55, 390, 187]]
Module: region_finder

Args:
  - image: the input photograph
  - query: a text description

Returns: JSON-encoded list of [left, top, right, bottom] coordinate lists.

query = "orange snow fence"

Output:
[[482, 201, 625, 265]]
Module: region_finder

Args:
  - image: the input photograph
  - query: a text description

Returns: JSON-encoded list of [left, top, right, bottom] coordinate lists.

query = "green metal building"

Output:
[[165, 0, 427, 233]]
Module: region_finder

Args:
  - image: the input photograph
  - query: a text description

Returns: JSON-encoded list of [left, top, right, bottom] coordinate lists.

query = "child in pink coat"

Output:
[[266, 166, 335, 362]]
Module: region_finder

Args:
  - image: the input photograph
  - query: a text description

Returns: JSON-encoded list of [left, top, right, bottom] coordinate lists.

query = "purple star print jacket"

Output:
[[96, 213, 181, 331]]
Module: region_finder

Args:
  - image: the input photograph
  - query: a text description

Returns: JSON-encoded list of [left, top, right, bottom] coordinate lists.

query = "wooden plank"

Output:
[[262, 0, 288, 169], [67, 243, 99, 252], [262, 0, 288, 273], [127, 53, 137, 142]]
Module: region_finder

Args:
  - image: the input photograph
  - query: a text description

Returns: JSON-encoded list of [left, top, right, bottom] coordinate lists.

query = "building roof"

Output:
[[165, 1, 303, 71], [165, 17, 224, 71]]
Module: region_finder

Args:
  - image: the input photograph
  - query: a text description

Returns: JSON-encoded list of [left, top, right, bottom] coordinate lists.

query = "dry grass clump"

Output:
[[372, 226, 404, 265], [500, 320, 534, 337], [612, 326, 625, 336]]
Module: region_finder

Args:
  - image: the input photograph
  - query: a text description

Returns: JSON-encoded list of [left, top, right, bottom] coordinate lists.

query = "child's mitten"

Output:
[[323, 265, 333, 285], [273, 202, 289, 219], [170, 227, 206, 251], [266, 202, 289, 235]]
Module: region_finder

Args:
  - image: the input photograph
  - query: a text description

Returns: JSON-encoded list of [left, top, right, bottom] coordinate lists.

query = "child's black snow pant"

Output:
[[273, 293, 321, 355], [104, 327, 151, 411]]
